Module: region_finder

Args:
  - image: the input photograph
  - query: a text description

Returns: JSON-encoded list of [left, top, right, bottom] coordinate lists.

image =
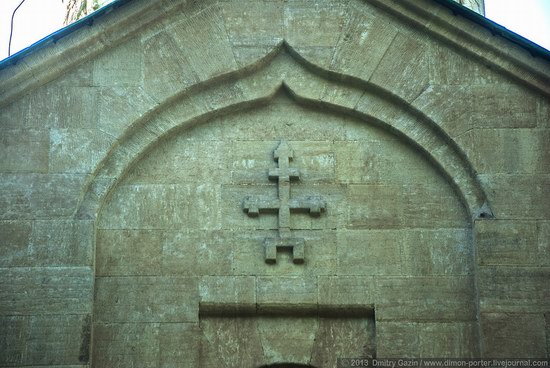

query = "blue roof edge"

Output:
[[432, 0, 550, 60], [0, 0, 134, 71], [0, 0, 549, 72]]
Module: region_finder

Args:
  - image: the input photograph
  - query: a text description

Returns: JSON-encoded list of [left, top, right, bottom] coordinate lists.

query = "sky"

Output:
[[0, 0, 550, 61]]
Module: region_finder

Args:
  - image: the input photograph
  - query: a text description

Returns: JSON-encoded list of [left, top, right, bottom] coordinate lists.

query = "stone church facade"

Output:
[[0, 0, 549, 366]]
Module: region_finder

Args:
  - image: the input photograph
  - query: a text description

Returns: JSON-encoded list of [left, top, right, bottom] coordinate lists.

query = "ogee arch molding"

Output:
[[76, 42, 492, 222]]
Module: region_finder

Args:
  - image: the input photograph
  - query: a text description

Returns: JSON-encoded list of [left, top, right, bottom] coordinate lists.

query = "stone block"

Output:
[[330, 5, 398, 81], [27, 84, 98, 129], [49, 128, 113, 174], [200, 317, 264, 367], [92, 322, 160, 368], [96, 229, 163, 276], [412, 84, 538, 135], [161, 230, 233, 276], [337, 230, 402, 276], [400, 229, 473, 276], [429, 43, 501, 85], [94, 276, 198, 323], [479, 174, 550, 220], [25, 314, 90, 365], [0, 314, 90, 366], [199, 276, 256, 313], [169, 5, 237, 81], [0, 221, 32, 267], [478, 266, 550, 313], [231, 45, 275, 67], [29, 220, 93, 266], [128, 138, 225, 185], [481, 313, 547, 358], [257, 317, 318, 364], [100, 182, 222, 232], [0, 316, 27, 366], [0, 129, 49, 173], [257, 276, 317, 312], [369, 31, 430, 103], [97, 86, 158, 137], [143, 31, 199, 101], [376, 276, 476, 321], [93, 38, 142, 86], [0, 95, 29, 129], [0, 173, 86, 220], [346, 184, 468, 230], [0, 267, 92, 315], [310, 317, 376, 366], [465, 129, 550, 174], [284, 1, 349, 48], [222, 1, 283, 47], [160, 323, 200, 368], [216, 97, 346, 142], [475, 220, 549, 266], [377, 321, 478, 358], [318, 276, 376, 308]]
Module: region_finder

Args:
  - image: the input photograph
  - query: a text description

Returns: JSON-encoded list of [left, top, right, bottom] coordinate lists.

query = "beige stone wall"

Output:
[[0, 0, 549, 366]]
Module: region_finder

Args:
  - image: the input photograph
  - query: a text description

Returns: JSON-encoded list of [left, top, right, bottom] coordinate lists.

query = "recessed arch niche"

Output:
[[89, 43, 485, 364]]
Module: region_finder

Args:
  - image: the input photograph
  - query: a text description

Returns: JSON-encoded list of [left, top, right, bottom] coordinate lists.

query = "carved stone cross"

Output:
[[243, 141, 326, 264]]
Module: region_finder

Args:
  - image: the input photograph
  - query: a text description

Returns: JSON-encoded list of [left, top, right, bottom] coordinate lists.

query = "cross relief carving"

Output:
[[243, 140, 326, 264]]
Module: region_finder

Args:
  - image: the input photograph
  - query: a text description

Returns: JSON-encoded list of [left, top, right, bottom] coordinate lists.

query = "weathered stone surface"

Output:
[[97, 86, 158, 137], [0, 129, 49, 173], [0, 220, 92, 267], [160, 323, 200, 368], [377, 321, 479, 358], [284, 1, 349, 49], [476, 220, 550, 266], [168, 5, 237, 81], [376, 276, 476, 321], [0, 221, 32, 267], [93, 38, 142, 87], [412, 84, 539, 137], [26, 84, 97, 129], [479, 174, 550, 219], [318, 276, 376, 309], [311, 317, 376, 366], [92, 322, 160, 368], [330, 4, 398, 81], [429, 43, 501, 85], [200, 317, 264, 367], [0, 314, 90, 366], [222, 1, 283, 47], [143, 31, 199, 102], [256, 276, 317, 312], [481, 313, 547, 358], [369, 31, 430, 102], [257, 317, 318, 364], [0, 174, 86, 220], [51, 127, 112, 174], [199, 276, 256, 312], [96, 229, 163, 276], [478, 266, 550, 313], [346, 184, 468, 229], [0, 267, 92, 315], [463, 129, 550, 174], [94, 276, 198, 323], [29, 220, 93, 266]]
